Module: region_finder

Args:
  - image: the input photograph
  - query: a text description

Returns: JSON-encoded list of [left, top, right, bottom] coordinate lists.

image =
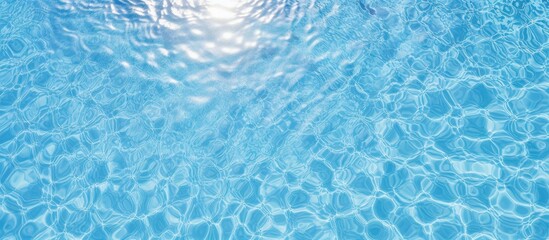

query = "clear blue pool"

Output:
[[1, 0, 548, 239]]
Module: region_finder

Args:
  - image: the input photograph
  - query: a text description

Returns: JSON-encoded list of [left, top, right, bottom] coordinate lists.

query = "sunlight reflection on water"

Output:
[[167, 0, 263, 62]]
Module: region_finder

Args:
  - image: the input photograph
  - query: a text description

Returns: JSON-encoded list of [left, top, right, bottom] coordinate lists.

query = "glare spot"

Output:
[[189, 96, 210, 104], [121, 61, 131, 68], [191, 28, 204, 36], [221, 32, 235, 40]]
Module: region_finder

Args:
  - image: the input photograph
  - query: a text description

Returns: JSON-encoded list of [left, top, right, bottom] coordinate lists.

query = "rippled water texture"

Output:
[[1, 0, 548, 239]]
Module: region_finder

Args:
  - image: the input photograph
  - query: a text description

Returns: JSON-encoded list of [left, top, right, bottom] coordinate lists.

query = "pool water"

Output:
[[1, 0, 548, 239]]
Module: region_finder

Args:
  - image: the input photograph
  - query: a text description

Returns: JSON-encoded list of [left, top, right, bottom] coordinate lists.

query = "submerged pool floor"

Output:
[[0, 0, 548, 239]]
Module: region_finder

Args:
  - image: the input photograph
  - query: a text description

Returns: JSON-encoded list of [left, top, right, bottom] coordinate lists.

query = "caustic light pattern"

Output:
[[0, 0, 548, 239]]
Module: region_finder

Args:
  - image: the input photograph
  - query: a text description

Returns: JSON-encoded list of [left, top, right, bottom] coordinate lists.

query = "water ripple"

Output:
[[1, 0, 548, 239]]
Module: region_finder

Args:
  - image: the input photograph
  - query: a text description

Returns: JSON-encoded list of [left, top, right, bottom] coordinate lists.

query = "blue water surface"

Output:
[[1, 0, 548, 239]]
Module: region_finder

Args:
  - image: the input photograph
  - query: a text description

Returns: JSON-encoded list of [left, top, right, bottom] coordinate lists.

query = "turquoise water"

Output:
[[0, 0, 548, 239]]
